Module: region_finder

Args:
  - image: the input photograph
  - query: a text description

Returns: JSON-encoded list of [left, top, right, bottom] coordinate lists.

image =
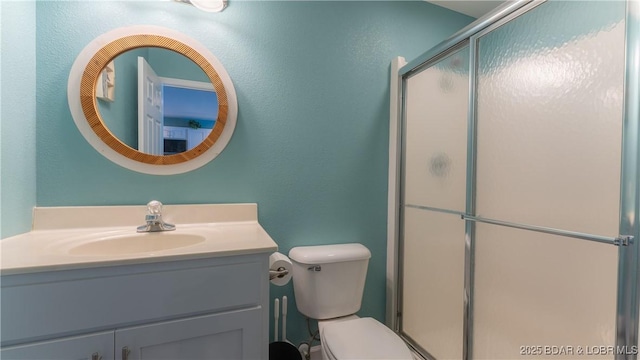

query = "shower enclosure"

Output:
[[391, 1, 640, 359]]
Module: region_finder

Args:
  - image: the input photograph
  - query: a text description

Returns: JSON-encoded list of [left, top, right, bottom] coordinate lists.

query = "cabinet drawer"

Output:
[[2, 261, 262, 345]]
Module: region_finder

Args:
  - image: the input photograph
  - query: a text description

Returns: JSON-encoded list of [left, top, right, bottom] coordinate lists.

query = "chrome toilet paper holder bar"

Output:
[[269, 267, 289, 280]]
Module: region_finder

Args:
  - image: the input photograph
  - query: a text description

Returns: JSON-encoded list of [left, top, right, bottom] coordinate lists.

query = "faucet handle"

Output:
[[147, 200, 163, 215], [138, 200, 175, 232]]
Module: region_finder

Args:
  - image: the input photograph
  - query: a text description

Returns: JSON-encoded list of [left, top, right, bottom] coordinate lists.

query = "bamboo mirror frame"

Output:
[[68, 26, 237, 175]]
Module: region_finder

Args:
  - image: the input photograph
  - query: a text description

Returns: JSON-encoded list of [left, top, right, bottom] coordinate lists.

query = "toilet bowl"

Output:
[[288, 243, 412, 360], [319, 317, 413, 360]]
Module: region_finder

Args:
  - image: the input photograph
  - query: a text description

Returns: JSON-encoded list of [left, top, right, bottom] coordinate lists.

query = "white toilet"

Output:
[[289, 243, 413, 360]]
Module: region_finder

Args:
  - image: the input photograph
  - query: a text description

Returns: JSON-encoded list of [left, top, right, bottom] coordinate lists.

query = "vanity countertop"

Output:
[[1, 203, 278, 275]]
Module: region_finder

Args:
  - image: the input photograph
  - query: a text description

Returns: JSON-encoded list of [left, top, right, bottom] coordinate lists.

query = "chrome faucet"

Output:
[[137, 200, 176, 232]]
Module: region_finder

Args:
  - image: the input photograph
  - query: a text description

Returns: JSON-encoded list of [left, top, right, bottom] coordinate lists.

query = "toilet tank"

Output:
[[288, 243, 371, 320]]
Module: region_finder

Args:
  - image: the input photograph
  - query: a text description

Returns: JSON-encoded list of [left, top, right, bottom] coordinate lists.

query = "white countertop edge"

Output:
[[32, 203, 258, 231]]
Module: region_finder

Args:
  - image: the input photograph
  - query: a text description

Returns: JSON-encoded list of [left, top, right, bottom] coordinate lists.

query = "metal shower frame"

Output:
[[391, 1, 640, 359]]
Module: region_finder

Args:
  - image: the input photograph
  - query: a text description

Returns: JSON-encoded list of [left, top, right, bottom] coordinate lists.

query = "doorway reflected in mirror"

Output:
[[97, 48, 218, 155]]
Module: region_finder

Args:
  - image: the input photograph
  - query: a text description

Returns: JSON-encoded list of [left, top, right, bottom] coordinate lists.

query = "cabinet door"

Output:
[[1, 331, 114, 360], [115, 307, 262, 360]]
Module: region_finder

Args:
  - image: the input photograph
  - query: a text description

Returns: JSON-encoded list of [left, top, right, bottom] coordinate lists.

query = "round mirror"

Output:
[[68, 26, 237, 175]]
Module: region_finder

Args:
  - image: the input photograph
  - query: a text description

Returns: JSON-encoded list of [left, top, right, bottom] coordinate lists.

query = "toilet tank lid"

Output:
[[288, 243, 371, 265]]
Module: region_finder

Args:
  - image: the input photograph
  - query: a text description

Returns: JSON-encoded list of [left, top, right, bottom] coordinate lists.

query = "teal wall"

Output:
[[31, 0, 472, 346], [147, 47, 211, 82], [98, 48, 148, 149], [1, 1, 37, 238]]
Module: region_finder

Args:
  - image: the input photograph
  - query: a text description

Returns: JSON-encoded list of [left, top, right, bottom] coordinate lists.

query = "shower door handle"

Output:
[[461, 214, 631, 246]]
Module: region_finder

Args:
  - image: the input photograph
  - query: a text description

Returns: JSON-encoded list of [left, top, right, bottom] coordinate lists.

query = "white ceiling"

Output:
[[427, 0, 505, 18]]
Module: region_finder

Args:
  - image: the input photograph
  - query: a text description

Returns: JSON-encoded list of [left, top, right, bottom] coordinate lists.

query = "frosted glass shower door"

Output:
[[401, 46, 469, 359], [473, 2, 626, 359], [404, 47, 469, 212]]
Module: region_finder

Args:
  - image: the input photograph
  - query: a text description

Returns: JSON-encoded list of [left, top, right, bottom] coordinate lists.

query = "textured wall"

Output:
[[1, 1, 37, 238], [35, 0, 472, 345]]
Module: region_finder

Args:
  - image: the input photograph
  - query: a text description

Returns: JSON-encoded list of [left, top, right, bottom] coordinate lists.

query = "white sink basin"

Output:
[[67, 233, 206, 256]]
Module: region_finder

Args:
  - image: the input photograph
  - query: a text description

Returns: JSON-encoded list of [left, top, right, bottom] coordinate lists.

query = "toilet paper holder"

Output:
[[269, 267, 289, 280], [269, 252, 293, 286]]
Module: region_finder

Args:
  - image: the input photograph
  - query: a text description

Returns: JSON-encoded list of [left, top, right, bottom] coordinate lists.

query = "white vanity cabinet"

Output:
[[1, 254, 270, 360], [116, 307, 261, 359], [2, 310, 260, 360]]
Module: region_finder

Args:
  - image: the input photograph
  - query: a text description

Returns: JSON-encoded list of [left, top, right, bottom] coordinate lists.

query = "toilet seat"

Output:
[[320, 317, 413, 360]]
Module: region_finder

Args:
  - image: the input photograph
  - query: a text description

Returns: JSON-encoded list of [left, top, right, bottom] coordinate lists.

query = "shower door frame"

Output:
[[389, 1, 640, 359]]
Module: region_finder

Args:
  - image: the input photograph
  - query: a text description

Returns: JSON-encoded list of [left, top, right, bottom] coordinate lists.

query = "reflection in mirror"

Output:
[[97, 48, 218, 155]]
